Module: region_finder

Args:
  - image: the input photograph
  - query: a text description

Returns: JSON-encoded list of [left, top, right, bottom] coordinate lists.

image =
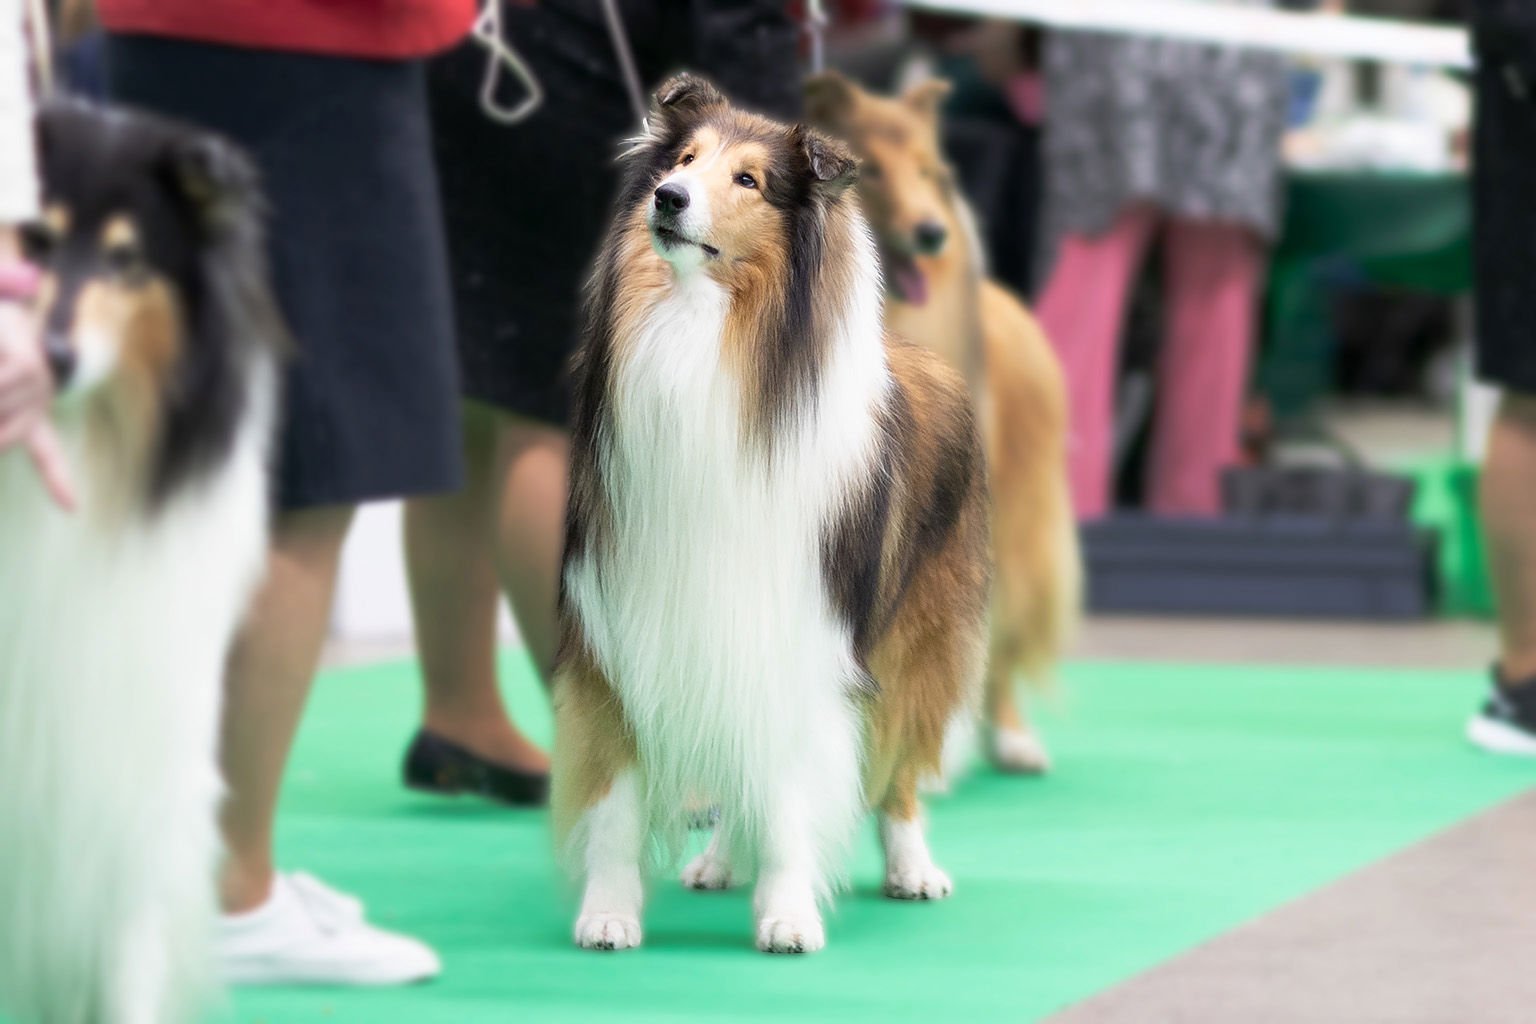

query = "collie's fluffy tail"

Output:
[[980, 280, 1083, 695]]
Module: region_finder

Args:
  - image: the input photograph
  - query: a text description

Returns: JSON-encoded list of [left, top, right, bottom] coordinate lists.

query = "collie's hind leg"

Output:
[[987, 656, 1052, 775], [681, 828, 741, 891], [879, 769, 953, 901], [552, 651, 645, 951], [870, 573, 985, 901]]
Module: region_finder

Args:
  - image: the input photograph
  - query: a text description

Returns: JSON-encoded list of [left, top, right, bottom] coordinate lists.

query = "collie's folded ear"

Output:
[[803, 71, 858, 131], [164, 134, 260, 234], [902, 78, 952, 124], [796, 126, 858, 195], [652, 72, 727, 124]]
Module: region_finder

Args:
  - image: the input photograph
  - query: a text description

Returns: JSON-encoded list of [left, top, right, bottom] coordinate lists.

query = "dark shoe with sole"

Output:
[[1467, 666, 1536, 757], [403, 729, 550, 807]]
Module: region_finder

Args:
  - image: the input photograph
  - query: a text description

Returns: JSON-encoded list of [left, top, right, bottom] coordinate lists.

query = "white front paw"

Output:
[[884, 863, 954, 901], [574, 913, 642, 951], [755, 914, 826, 954], [681, 851, 736, 890]]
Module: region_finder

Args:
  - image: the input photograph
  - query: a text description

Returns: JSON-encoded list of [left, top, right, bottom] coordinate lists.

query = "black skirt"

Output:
[[428, 0, 802, 427], [1474, 16, 1536, 395], [107, 35, 464, 509]]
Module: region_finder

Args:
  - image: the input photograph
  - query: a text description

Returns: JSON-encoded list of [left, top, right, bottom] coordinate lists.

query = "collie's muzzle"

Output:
[[647, 175, 718, 262]]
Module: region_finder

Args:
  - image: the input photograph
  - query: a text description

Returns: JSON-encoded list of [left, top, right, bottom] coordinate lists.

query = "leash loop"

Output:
[[472, 0, 544, 125], [601, 0, 649, 130], [805, 0, 829, 75]]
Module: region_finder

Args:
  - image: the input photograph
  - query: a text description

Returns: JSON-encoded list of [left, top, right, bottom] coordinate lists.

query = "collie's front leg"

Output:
[[108, 905, 177, 1024], [753, 825, 825, 955], [551, 650, 645, 951], [751, 775, 856, 952], [573, 771, 646, 951], [107, 798, 220, 1024], [750, 690, 863, 954]]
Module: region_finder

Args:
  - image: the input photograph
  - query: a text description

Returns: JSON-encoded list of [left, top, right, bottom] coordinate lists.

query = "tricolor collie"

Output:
[[553, 74, 991, 954], [0, 103, 282, 1023], [807, 72, 1082, 774]]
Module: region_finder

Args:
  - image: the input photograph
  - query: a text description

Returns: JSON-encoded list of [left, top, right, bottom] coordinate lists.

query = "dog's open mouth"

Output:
[[653, 225, 720, 258], [883, 249, 929, 306]]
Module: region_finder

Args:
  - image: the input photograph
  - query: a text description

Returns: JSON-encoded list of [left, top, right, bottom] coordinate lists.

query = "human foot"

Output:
[[403, 728, 550, 806]]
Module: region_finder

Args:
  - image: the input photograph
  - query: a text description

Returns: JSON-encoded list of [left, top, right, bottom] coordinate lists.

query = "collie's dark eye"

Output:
[[681, 153, 695, 166], [735, 173, 757, 189], [103, 243, 145, 278], [18, 222, 55, 263]]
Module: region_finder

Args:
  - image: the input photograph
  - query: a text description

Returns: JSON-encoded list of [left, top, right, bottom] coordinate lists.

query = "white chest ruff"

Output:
[[0, 368, 274, 1022], [565, 274, 889, 806]]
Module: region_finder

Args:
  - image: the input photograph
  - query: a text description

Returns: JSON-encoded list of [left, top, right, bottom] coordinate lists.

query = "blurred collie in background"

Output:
[[808, 71, 1081, 774], [0, 102, 283, 1024]]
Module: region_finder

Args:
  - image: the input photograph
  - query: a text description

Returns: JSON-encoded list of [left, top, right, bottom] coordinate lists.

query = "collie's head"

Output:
[[623, 74, 860, 285], [583, 74, 878, 437], [24, 101, 285, 506], [805, 72, 964, 306]]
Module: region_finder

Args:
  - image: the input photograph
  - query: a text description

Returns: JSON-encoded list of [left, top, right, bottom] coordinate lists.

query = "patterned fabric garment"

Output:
[[1040, 0, 1290, 253]]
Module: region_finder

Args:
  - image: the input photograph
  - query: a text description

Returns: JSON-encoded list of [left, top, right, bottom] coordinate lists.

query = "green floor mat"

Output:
[[213, 654, 1529, 1024]]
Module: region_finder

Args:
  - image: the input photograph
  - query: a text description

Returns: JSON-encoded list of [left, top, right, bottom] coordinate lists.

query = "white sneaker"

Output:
[[220, 872, 441, 986]]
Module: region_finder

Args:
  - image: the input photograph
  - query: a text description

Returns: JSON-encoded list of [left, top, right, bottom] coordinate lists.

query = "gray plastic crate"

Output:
[[1082, 514, 1439, 620]]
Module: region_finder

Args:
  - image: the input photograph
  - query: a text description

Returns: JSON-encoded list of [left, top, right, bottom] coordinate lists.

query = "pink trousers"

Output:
[[1037, 205, 1263, 521]]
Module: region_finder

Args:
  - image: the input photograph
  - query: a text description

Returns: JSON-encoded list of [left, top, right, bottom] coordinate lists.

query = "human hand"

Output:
[[0, 298, 74, 510]]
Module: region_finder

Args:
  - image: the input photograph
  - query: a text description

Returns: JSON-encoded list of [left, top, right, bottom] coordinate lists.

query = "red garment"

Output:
[[97, 0, 477, 60], [1037, 206, 1261, 521]]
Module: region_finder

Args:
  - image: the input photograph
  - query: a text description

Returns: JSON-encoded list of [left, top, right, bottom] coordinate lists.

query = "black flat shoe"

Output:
[[402, 729, 550, 807]]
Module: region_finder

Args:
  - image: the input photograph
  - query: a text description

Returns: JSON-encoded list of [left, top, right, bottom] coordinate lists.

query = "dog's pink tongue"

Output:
[[894, 263, 928, 306]]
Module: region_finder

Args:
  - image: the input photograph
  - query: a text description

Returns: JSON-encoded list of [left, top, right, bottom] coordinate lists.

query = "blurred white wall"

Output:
[[333, 502, 517, 645]]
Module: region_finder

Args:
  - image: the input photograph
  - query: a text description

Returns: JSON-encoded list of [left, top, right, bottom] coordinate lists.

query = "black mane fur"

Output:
[[34, 99, 287, 509]]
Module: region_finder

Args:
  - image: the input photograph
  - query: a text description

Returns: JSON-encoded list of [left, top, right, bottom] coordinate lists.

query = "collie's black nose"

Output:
[[914, 221, 948, 255], [43, 333, 75, 387], [654, 183, 690, 214]]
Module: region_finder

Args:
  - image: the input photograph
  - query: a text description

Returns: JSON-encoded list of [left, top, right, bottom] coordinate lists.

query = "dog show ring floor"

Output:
[[209, 646, 1534, 1024]]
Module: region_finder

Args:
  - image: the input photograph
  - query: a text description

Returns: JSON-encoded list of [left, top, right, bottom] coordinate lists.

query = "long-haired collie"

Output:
[[0, 102, 282, 1023], [552, 74, 991, 954], [807, 72, 1082, 775]]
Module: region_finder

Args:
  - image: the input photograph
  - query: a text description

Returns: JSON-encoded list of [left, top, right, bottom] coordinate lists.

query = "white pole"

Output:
[[902, 0, 1472, 68]]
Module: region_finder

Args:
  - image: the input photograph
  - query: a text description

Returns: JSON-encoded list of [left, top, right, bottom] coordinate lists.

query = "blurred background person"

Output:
[[100, 0, 474, 985], [401, 0, 804, 803], [0, 0, 70, 510], [1465, 0, 1536, 755], [1034, 0, 1291, 521], [0, 0, 69, 509], [0, 267, 56, 495]]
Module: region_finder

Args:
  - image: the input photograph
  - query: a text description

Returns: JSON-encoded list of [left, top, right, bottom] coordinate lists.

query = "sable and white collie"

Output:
[[807, 72, 1082, 774], [0, 103, 282, 1023], [553, 74, 992, 954]]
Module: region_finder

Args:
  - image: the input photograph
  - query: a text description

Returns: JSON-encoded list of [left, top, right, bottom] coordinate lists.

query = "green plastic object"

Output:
[[1403, 456, 1494, 618]]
